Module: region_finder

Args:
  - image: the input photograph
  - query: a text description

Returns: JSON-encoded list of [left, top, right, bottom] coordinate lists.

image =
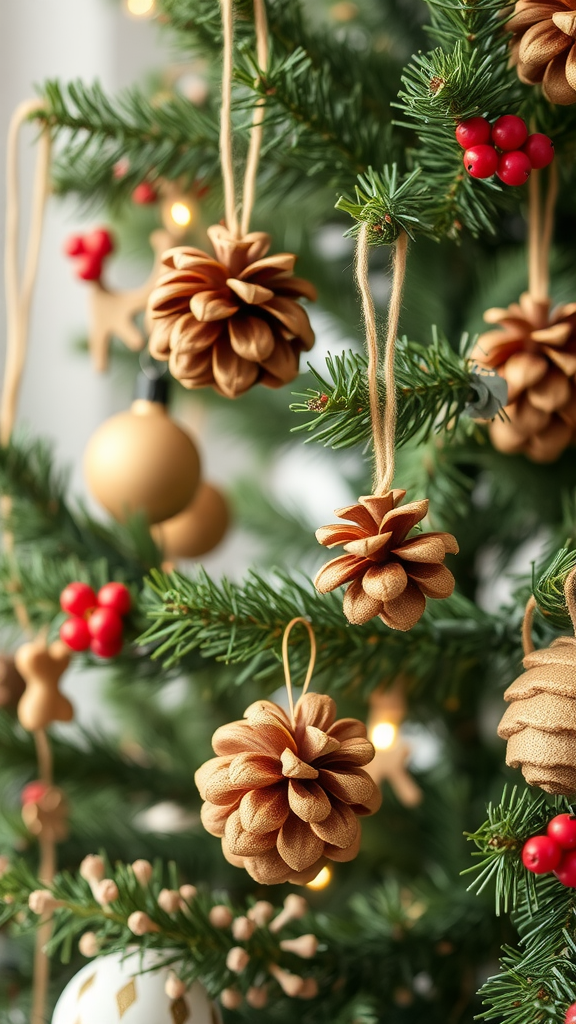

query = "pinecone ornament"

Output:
[[509, 0, 576, 104], [147, 224, 317, 398], [22, 785, 68, 843], [195, 694, 381, 885], [314, 490, 458, 631], [471, 292, 576, 462], [498, 636, 576, 794]]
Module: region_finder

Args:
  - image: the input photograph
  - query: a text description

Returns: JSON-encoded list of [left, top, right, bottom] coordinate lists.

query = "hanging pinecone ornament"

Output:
[[471, 292, 576, 461], [195, 619, 381, 884], [314, 491, 458, 631], [498, 576, 576, 795], [508, 0, 576, 104], [147, 226, 316, 398]]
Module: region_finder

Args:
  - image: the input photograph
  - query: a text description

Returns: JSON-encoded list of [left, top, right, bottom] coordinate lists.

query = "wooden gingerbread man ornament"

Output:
[[15, 637, 73, 732]]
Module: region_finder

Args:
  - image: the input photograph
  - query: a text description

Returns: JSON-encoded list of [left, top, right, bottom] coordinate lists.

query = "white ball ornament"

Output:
[[52, 949, 220, 1024]]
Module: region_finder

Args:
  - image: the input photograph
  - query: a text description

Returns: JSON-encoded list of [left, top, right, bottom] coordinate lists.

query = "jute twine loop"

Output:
[[522, 566, 576, 657], [282, 617, 317, 727], [219, 0, 269, 239], [355, 224, 408, 495], [528, 163, 558, 304]]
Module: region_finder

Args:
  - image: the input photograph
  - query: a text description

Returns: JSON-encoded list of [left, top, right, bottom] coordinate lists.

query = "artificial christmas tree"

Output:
[[5, 0, 576, 1022]]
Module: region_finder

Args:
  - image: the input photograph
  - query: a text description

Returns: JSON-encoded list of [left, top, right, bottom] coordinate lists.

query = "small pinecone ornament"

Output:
[[147, 225, 317, 398], [22, 784, 68, 843], [508, 0, 576, 104], [314, 490, 458, 631], [195, 694, 381, 885], [471, 292, 576, 462]]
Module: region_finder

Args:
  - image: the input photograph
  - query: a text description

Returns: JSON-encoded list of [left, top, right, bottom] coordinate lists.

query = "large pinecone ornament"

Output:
[[147, 224, 317, 398], [498, 636, 576, 794], [471, 292, 576, 462], [195, 694, 381, 885], [314, 490, 458, 631], [508, 0, 576, 104]]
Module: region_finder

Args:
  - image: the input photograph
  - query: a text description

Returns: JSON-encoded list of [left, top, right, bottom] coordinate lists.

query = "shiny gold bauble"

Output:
[[152, 482, 229, 558], [84, 400, 200, 524]]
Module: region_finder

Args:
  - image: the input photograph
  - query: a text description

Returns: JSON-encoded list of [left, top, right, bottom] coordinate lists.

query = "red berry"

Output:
[[555, 849, 576, 887], [90, 635, 123, 659], [76, 252, 103, 282], [497, 150, 532, 186], [565, 1004, 576, 1023], [60, 582, 98, 617], [132, 181, 158, 205], [521, 834, 561, 874], [113, 157, 130, 179], [547, 813, 576, 850], [97, 582, 131, 617], [455, 117, 491, 149], [60, 616, 91, 652], [64, 234, 85, 257], [21, 781, 49, 805], [88, 607, 124, 644], [463, 144, 499, 179], [522, 132, 554, 169], [492, 114, 528, 151], [83, 228, 114, 259]]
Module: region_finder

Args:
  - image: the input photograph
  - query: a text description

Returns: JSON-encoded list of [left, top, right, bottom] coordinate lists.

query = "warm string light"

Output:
[[306, 866, 332, 890], [370, 721, 397, 750], [169, 201, 193, 227], [124, 0, 156, 17]]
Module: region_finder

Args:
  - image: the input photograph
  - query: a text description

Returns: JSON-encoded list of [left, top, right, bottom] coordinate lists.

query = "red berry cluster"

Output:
[[522, 813, 576, 886], [456, 115, 554, 186], [59, 582, 131, 659], [567, 1005, 576, 1024], [132, 181, 158, 205], [63, 228, 114, 282]]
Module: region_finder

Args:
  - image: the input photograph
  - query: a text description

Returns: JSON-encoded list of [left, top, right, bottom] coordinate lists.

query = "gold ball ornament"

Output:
[[152, 482, 229, 558], [84, 395, 200, 525]]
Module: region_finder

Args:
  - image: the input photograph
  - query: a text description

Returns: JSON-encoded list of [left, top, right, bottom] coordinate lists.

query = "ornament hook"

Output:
[[281, 617, 317, 726]]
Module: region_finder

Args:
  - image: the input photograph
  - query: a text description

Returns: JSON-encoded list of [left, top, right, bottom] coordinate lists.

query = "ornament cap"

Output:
[[134, 370, 169, 405]]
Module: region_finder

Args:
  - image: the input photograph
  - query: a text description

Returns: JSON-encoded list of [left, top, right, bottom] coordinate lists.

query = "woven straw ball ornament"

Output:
[[314, 490, 459, 631], [147, 225, 317, 399], [471, 293, 576, 461], [51, 950, 219, 1024], [498, 575, 576, 795], [509, 0, 576, 104], [195, 692, 381, 885]]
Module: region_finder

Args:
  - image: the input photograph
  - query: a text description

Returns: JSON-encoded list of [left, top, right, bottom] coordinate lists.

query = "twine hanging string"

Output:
[[2, 99, 55, 1024], [522, 566, 576, 658], [355, 223, 408, 495], [527, 164, 559, 303], [282, 617, 317, 727], [219, 0, 269, 239]]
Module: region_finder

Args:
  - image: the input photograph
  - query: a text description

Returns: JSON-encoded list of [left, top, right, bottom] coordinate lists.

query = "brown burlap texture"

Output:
[[508, 0, 576, 105], [195, 693, 381, 885], [147, 224, 317, 399], [471, 293, 576, 463], [498, 636, 576, 794], [314, 489, 459, 631]]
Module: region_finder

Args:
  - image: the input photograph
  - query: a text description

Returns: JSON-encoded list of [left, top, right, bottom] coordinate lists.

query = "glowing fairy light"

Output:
[[371, 721, 397, 750], [306, 866, 332, 890], [170, 201, 193, 227], [125, 0, 156, 17]]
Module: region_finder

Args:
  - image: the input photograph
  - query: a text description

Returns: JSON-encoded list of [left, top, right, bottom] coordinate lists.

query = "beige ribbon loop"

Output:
[[282, 617, 317, 726]]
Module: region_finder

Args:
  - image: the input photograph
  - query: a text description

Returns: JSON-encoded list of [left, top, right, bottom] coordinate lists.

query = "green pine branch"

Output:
[[290, 335, 493, 452]]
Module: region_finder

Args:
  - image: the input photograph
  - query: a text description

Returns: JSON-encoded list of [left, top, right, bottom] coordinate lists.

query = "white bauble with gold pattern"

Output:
[[51, 950, 220, 1024]]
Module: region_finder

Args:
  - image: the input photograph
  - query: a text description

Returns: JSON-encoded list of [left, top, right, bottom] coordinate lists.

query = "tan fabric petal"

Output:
[[425, 532, 460, 555], [324, 828, 362, 863], [277, 812, 325, 871], [244, 700, 292, 731], [205, 766, 247, 806], [225, 810, 278, 856], [343, 532, 393, 559], [221, 836, 247, 869], [382, 500, 429, 543], [489, 412, 527, 454], [380, 580, 427, 631], [228, 753, 283, 789], [200, 798, 241, 838], [362, 561, 407, 601], [260, 337, 300, 383], [243, 848, 291, 885], [472, 330, 526, 368], [403, 562, 455, 599], [531, 322, 573, 346], [239, 782, 290, 835], [507, 396, 550, 438], [543, 50, 576, 102], [239, 253, 296, 280], [518, 20, 570, 65], [525, 416, 573, 462], [274, 276, 318, 302], [334, 501, 384, 532], [260, 296, 315, 349], [226, 278, 275, 305], [288, 780, 332, 822], [310, 799, 360, 848], [299, 725, 340, 763], [318, 767, 377, 805], [319, 736, 376, 768], [343, 578, 383, 624], [508, 4, 566, 30], [544, 345, 576, 375], [327, 718, 368, 742], [501, 351, 549, 402], [195, 756, 233, 800], [528, 367, 571, 412], [286, 857, 327, 885], [281, 748, 319, 779], [316, 523, 369, 548], [190, 289, 240, 322], [170, 313, 222, 352], [212, 337, 259, 398], [295, 693, 338, 733], [314, 553, 366, 593], [148, 316, 177, 358], [351, 781, 383, 816], [359, 492, 400, 523], [169, 344, 215, 388], [213, 720, 291, 757], [565, 41, 576, 90], [228, 315, 275, 362], [392, 535, 447, 563]]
